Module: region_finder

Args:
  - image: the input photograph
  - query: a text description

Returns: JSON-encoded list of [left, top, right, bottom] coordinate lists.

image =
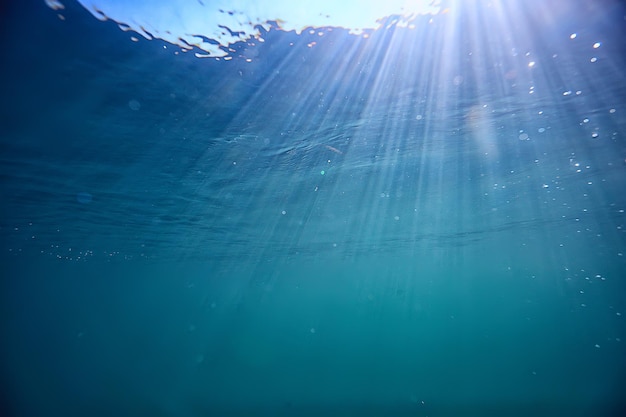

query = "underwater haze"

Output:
[[1, 0, 626, 416]]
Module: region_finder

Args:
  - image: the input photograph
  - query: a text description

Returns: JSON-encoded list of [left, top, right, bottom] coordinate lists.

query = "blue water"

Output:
[[1, 1, 625, 416]]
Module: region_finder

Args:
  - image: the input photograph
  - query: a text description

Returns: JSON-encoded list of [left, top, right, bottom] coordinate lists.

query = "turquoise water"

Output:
[[1, 1, 625, 416]]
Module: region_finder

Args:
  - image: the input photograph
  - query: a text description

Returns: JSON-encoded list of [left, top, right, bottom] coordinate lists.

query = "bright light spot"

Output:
[[570, 33, 577, 39], [528, 61, 535, 67], [45, 0, 64, 10], [593, 42, 601, 48]]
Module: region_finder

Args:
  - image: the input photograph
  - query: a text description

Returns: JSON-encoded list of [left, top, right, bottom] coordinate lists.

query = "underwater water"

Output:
[[1, 0, 626, 416]]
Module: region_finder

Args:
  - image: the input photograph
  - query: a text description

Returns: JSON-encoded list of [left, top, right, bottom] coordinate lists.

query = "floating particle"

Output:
[[76, 192, 93, 204], [324, 145, 342, 154], [128, 99, 141, 110]]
